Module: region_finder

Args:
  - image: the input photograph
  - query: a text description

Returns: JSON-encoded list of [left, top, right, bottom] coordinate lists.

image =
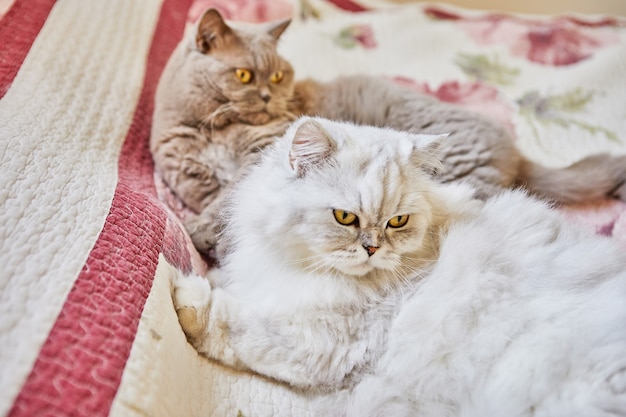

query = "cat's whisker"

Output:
[[402, 253, 437, 264], [201, 102, 236, 133], [283, 110, 298, 121], [307, 259, 336, 276], [400, 267, 427, 286], [388, 256, 433, 288], [286, 253, 324, 267], [287, 253, 336, 276], [385, 259, 420, 290]]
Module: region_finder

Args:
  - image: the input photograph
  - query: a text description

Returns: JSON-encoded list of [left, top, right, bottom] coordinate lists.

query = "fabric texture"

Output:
[[0, 0, 624, 416]]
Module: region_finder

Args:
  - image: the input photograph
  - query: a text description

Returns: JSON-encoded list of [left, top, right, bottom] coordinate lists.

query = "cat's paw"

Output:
[[172, 273, 212, 345]]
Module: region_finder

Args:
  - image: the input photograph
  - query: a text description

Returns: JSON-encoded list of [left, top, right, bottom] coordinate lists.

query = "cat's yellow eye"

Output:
[[333, 209, 358, 226], [387, 215, 410, 228], [235, 68, 252, 84], [270, 70, 283, 83]]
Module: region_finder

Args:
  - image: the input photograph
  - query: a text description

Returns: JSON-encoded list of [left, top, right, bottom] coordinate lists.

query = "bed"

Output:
[[1, 0, 625, 416]]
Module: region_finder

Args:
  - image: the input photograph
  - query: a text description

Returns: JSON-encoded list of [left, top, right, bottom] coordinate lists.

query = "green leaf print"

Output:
[[517, 89, 619, 143], [455, 53, 519, 86], [299, 0, 320, 20], [335, 27, 359, 49], [333, 24, 377, 49]]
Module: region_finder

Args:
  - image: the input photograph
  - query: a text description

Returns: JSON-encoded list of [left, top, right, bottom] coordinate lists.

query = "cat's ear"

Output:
[[267, 19, 291, 40], [409, 133, 448, 174], [289, 119, 336, 177], [409, 132, 447, 154], [196, 8, 234, 53]]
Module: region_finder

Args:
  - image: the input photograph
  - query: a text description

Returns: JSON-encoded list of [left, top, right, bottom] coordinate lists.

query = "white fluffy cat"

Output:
[[173, 117, 626, 416]]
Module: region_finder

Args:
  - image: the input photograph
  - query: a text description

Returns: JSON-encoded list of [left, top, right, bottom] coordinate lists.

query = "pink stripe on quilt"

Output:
[[0, 0, 55, 98], [8, 0, 193, 416]]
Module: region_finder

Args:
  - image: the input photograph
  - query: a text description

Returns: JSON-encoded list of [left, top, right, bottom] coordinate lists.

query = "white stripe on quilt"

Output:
[[0, 0, 163, 414]]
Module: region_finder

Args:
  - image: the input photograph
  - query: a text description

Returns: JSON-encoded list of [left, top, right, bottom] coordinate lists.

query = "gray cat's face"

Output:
[[211, 50, 294, 125], [193, 9, 295, 127], [262, 119, 443, 278]]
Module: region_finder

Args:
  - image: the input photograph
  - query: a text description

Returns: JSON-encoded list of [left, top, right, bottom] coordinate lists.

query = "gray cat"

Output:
[[150, 8, 626, 255]]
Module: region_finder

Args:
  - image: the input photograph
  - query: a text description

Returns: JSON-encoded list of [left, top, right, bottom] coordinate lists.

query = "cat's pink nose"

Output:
[[261, 93, 271, 103], [363, 245, 379, 257]]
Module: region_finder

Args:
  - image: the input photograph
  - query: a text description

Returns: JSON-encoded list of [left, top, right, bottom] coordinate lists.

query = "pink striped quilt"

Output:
[[1, 1, 625, 416]]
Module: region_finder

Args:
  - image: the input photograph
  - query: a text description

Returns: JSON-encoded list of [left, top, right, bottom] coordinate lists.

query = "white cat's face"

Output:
[[302, 178, 434, 277], [237, 118, 445, 278]]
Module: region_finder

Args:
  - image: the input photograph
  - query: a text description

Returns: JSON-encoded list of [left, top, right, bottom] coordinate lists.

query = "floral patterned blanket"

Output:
[[1, 1, 624, 416]]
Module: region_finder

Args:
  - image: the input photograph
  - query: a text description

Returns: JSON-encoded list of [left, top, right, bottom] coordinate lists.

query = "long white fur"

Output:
[[174, 117, 626, 416], [217, 117, 447, 311], [347, 189, 626, 416]]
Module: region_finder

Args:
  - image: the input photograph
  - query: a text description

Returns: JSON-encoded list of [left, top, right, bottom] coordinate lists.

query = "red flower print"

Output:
[[351, 24, 377, 48], [326, 0, 370, 13], [188, 0, 293, 24], [392, 77, 516, 135], [561, 200, 626, 248], [424, 6, 621, 66], [515, 24, 606, 66]]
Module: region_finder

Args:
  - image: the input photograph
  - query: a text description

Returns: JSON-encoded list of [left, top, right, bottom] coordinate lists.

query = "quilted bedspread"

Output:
[[1, 0, 625, 416]]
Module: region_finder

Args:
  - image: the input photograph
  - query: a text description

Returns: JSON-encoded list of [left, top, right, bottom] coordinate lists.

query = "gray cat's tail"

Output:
[[517, 154, 626, 204]]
